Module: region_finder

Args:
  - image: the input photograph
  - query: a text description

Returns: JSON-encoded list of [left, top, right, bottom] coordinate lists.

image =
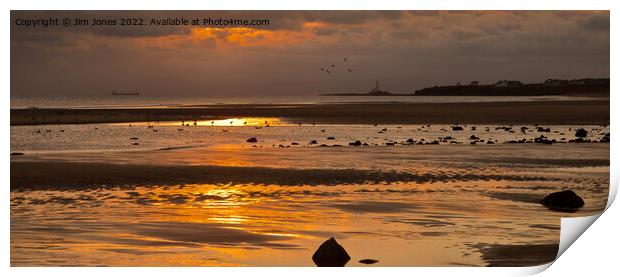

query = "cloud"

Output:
[[578, 12, 610, 32], [10, 11, 609, 98]]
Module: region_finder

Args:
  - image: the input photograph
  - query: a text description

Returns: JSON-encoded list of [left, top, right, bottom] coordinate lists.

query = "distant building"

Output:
[[368, 80, 391, 95], [494, 80, 523, 88], [579, 78, 609, 85], [544, 79, 567, 87], [470, 81, 479, 86], [567, 79, 587, 85], [545, 78, 609, 86]]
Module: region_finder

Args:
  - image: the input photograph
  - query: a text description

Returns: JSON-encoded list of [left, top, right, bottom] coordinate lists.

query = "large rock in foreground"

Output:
[[312, 237, 351, 267], [540, 190, 585, 212]]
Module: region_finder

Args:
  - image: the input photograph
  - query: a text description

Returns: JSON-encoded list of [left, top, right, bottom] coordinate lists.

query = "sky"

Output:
[[10, 11, 610, 98]]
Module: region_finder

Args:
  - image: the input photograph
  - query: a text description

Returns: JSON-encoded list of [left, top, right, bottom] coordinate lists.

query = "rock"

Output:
[[349, 140, 362, 146], [469, 135, 480, 140], [291, 142, 300, 145], [310, 140, 318, 145], [486, 141, 495, 144], [540, 190, 585, 211], [130, 137, 139, 140], [452, 126, 464, 131], [575, 128, 588, 138], [406, 138, 415, 144], [246, 137, 258, 143], [10, 152, 24, 156], [537, 127, 551, 132], [312, 237, 351, 267], [358, 259, 379, 265], [327, 137, 335, 140], [534, 135, 554, 144]]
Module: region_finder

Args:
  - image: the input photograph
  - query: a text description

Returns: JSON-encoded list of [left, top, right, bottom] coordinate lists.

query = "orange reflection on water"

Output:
[[115, 117, 288, 127]]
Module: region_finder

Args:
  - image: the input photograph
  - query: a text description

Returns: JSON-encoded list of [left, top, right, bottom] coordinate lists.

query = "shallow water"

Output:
[[10, 120, 609, 154], [10, 122, 610, 266], [10, 95, 600, 109]]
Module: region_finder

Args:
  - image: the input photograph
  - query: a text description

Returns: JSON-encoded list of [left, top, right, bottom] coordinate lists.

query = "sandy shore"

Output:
[[10, 100, 610, 125], [475, 244, 558, 266], [10, 160, 563, 190]]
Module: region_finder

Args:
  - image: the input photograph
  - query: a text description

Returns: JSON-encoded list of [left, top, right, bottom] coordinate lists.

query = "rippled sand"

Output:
[[10, 122, 610, 266]]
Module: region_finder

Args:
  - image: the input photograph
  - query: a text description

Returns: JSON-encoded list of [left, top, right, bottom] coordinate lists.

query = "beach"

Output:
[[10, 99, 610, 126], [9, 9, 612, 268], [10, 110, 610, 266]]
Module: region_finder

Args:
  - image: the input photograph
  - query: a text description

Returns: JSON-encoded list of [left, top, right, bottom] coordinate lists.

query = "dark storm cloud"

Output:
[[10, 11, 610, 98], [578, 13, 610, 32]]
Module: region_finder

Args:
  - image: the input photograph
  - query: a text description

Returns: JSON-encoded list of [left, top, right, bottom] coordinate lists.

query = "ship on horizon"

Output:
[[111, 90, 140, 96]]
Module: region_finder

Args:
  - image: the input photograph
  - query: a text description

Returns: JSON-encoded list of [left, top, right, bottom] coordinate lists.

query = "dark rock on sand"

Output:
[[327, 137, 335, 140], [130, 137, 139, 140], [540, 190, 585, 212], [469, 135, 480, 140], [575, 128, 588, 138], [246, 137, 258, 143], [310, 140, 318, 144], [406, 138, 415, 144], [291, 142, 299, 145], [349, 140, 362, 146], [358, 259, 379, 264], [537, 127, 551, 132], [487, 141, 495, 144], [452, 126, 464, 131], [534, 135, 555, 144], [312, 237, 351, 267], [10, 152, 24, 156]]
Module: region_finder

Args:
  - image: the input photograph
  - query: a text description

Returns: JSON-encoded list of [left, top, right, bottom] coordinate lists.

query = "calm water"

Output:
[[9, 95, 600, 109], [10, 120, 610, 266]]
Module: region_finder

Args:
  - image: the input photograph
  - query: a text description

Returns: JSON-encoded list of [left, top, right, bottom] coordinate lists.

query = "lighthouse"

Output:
[[368, 80, 391, 95]]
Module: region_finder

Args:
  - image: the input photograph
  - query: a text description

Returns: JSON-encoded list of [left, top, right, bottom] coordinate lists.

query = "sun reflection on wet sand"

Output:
[[114, 117, 289, 127], [10, 122, 609, 266], [11, 169, 608, 266]]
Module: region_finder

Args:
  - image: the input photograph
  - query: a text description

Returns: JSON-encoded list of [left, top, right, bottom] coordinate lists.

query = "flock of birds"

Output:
[[320, 56, 353, 75]]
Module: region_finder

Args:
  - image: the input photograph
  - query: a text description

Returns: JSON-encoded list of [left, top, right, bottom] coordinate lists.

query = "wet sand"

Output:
[[475, 244, 558, 266], [10, 100, 610, 126], [10, 159, 576, 191], [10, 121, 610, 266]]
